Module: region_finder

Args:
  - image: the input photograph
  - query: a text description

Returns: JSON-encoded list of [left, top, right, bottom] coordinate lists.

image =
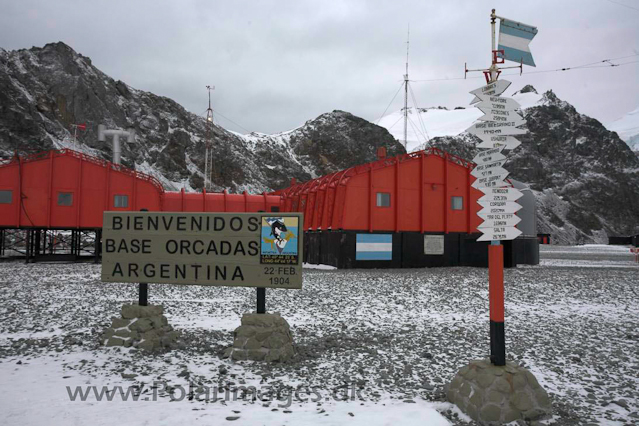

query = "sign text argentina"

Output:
[[101, 212, 304, 289]]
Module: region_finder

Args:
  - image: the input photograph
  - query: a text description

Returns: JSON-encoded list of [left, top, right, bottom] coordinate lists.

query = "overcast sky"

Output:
[[1, 0, 638, 134]]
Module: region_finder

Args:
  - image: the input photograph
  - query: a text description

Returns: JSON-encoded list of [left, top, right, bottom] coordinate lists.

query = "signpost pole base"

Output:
[[257, 287, 266, 314], [489, 242, 506, 366], [139, 283, 148, 306]]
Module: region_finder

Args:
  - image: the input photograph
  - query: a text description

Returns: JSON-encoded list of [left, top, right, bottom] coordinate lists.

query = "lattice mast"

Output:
[[403, 26, 410, 148], [204, 85, 215, 190]]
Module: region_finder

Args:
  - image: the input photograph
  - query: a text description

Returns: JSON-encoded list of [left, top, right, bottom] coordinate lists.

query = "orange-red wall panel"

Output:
[[0, 163, 20, 227]]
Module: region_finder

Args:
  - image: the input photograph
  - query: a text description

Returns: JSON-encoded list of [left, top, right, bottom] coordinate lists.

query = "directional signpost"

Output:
[[466, 61, 530, 370], [447, 10, 550, 425]]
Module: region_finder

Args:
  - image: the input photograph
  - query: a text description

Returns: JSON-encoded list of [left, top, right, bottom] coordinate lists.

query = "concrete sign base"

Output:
[[446, 358, 551, 424], [101, 304, 180, 351], [225, 313, 295, 362]]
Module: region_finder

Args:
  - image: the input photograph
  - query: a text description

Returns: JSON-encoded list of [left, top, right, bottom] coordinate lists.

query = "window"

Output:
[[451, 196, 463, 210], [114, 195, 129, 208], [376, 192, 391, 207], [0, 190, 12, 204], [57, 192, 73, 206]]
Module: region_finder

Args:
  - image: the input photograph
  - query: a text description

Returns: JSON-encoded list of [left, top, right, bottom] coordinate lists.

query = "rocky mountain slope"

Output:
[[0, 42, 404, 193], [419, 86, 639, 244]]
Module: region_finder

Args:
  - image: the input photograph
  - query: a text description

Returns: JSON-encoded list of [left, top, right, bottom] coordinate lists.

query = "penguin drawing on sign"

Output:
[[263, 217, 295, 254], [270, 219, 288, 253]]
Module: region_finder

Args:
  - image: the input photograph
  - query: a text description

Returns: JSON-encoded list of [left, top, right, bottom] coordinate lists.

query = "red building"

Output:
[[0, 148, 538, 266]]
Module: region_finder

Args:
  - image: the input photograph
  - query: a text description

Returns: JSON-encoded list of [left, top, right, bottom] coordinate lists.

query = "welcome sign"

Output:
[[101, 212, 303, 289]]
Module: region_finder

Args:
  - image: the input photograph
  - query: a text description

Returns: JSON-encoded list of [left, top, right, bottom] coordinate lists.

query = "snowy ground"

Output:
[[0, 245, 638, 425]]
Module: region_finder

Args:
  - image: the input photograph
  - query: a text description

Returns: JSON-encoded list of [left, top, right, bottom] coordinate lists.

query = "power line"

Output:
[[603, 0, 639, 11], [412, 53, 639, 82], [214, 111, 252, 134]]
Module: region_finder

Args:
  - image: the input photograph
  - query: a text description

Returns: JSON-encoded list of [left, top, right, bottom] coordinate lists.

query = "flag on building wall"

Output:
[[356, 234, 392, 261], [498, 18, 538, 67]]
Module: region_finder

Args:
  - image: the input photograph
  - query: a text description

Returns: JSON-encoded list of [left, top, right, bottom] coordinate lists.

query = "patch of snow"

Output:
[[303, 263, 337, 270], [607, 105, 639, 151]]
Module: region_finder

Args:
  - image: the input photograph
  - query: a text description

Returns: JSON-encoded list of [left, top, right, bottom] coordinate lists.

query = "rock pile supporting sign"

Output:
[[101, 212, 304, 289], [466, 80, 527, 242]]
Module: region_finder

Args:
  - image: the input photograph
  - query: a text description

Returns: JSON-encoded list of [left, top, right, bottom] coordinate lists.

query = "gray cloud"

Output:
[[1, 0, 637, 134]]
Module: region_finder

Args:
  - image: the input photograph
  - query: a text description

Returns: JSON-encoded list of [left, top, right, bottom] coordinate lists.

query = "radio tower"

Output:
[[403, 25, 410, 148], [204, 85, 215, 191]]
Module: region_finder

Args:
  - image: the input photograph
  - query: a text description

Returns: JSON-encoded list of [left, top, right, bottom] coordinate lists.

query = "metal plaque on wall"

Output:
[[424, 235, 445, 255]]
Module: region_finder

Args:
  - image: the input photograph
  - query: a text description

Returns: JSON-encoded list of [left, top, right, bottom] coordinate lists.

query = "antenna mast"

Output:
[[403, 25, 410, 148], [204, 85, 215, 191]]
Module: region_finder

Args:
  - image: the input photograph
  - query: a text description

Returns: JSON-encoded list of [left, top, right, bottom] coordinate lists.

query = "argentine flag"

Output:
[[498, 18, 538, 67]]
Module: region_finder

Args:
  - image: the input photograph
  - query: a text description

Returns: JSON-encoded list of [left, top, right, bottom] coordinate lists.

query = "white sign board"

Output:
[[469, 80, 512, 101], [478, 203, 522, 217], [478, 200, 523, 212], [476, 136, 522, 150], [471, 160, 507, 176], [479, 113, 526, 127], [476, 97, 521, 110], [478, 107, 522, 119], [476, 212, 520, 221], [477, 227, 522, 242], [471, 165, 509, 180], [467, 121, 528, 138], [472, 174, 509, 189], [477, 215, 522, 228], [478, 187, 524, 202], [424, 235, 445, 255], [472, 147, 506, 165]]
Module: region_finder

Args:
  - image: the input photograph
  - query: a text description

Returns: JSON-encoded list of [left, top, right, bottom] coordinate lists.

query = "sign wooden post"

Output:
[[139, 208, 149, 306]]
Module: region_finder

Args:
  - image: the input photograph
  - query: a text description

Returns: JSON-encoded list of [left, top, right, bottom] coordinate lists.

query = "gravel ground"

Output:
[[0, 244, 638, 425]]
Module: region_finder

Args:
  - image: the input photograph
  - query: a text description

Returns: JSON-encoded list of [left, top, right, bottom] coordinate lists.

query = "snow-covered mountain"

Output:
[[378, 85, 639, 244], [607, 106, 639, 154], [377, 87, 544, 152], [0, 42, 404, 193]]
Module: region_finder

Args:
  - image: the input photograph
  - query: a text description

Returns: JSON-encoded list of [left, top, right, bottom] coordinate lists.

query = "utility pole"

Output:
[[204, 85, 215, 191]]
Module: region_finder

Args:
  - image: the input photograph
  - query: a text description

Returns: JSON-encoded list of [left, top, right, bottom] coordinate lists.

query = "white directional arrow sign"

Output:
[[466, 121, 528, 138], [478, 107, 523, 120], [471, 165, 509, 180], [471, 162, 507, 179], [477, 227, 522, 242], [476, 136, 522, 150], [478, 200, 522, 213], [469, 80, 512, 104], [476, 212, 521, 221], [478, 187, 524, 202], [477, 215, 522, 229], [472, 147, 506, 166], [476, 97, 521, 110], [472, 172, 509, 189], [479, 112, 526, 127]]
